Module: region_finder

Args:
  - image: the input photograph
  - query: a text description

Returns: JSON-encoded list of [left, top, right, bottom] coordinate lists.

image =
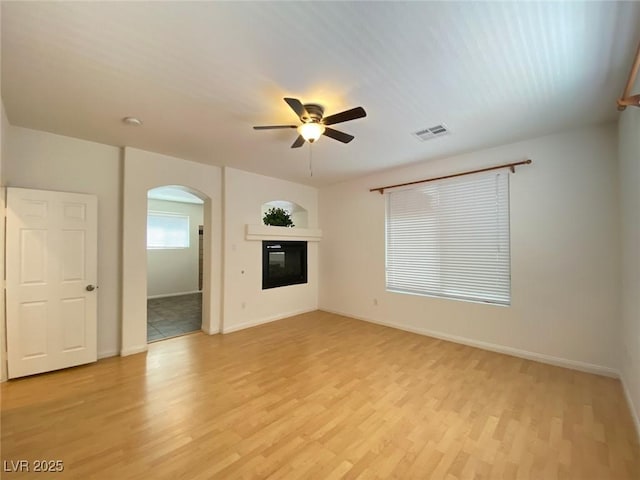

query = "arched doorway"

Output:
[[146, 186, 205, 342], [120, 149, 222, 357]]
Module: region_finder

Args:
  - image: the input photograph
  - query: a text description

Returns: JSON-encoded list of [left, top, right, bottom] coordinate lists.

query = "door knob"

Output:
[[86, 284, 96, 292]]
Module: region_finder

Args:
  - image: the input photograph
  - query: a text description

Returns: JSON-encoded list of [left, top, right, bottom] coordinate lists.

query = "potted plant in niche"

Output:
[[263, 207, 295, 227]]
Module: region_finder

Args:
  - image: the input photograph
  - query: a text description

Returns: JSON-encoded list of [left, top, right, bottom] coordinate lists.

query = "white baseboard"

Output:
[[620, 372, 640, 442], [222, 308, 317, 334], [120, 345, 148, 356], [320, 308, 619, 378], [147, 290, 201, 300], [98, 349, 118, 360]]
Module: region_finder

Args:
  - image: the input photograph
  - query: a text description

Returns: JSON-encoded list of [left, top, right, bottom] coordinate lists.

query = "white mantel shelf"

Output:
[[245, 224, 322, 242]]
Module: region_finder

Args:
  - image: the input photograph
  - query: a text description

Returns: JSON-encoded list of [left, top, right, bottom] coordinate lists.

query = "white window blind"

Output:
[[386, 171, 510, 305], [147, 212, 190, 249]]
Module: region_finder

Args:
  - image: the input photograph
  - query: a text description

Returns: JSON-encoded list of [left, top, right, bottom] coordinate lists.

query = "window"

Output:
[[385, 171, 510, 305], [147, 212, 190, 249]]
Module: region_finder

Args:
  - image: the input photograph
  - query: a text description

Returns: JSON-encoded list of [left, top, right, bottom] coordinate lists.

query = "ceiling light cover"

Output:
[[122, 116, 143, 126], [298, 122, 325, 143]]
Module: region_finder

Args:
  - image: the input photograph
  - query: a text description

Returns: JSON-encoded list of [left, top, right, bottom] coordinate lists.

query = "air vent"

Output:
[[413, 124, 450, 141]]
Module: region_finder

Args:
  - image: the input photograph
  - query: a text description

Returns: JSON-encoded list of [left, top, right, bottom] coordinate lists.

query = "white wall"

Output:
[[121, 148, 222, 356], [0, 127, 316, 362], [618, 105, 640, 433], [147, 199, 203, 298], [0, 118, 629, 395], [319, 124, 620, 375], [0, 126, 317, 369], [3, 126, 123, 360], [223, 167, 318, 332]]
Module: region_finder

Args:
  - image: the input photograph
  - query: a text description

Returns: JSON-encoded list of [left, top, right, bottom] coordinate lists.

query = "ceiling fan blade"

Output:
[[253, 125, 297, 130], [323, 127, 354, 144], [322, 106, 366, 126], [284, 97, 308, 121], [291, 135, 306, 148]]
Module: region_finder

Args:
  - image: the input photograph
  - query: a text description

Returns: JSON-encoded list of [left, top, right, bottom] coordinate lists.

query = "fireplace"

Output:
[[262, 240, 308, 289]]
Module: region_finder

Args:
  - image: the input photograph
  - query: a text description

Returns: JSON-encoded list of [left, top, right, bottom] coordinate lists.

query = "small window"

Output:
[[147, 212, 190, 249], [385, 171, 510, 305]]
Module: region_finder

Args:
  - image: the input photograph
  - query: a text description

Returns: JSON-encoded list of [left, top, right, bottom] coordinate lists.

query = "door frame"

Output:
[[146, 188, 207, 341], [120, 149, 223, 356], [1, 187, 7, 382]]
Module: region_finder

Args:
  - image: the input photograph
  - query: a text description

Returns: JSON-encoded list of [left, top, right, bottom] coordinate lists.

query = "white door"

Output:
[[6, 187, 98, 379]]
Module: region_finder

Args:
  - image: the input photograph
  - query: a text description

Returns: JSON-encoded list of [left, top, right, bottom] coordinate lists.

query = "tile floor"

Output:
[[147, 293, 202, 342]]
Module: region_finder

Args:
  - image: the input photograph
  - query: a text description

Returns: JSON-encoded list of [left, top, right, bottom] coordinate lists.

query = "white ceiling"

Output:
[[2, 1, 639, 187]]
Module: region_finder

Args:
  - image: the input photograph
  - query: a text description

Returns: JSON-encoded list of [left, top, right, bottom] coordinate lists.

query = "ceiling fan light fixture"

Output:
[[254, 97, 365, 148], [298, 122, 325, 143]]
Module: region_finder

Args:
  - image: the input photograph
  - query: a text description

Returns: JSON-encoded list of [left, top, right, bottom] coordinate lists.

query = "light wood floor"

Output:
[[1, 311, 638, 479]]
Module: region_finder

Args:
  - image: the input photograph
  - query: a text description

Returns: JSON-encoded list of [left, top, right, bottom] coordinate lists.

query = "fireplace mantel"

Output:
[[245, 224, 322, 242]]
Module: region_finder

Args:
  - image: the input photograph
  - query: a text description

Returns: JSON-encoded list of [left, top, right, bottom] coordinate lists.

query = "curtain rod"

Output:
[[369, 159, 532, 195], [618, 39, 640, 111]]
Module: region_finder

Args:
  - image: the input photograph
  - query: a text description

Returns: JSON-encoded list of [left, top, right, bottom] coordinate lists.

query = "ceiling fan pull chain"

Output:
[[309, 143, 313, 177]]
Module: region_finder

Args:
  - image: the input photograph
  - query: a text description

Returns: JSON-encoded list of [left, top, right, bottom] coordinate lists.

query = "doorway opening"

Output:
[[146, 186, 205, 342]]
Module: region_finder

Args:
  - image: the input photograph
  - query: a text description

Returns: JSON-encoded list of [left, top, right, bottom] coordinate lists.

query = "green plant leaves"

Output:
[[263, 207, 295, 227]]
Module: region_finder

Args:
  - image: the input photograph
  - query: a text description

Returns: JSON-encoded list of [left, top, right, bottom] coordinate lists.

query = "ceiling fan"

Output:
[[253, 97, 366, 148]]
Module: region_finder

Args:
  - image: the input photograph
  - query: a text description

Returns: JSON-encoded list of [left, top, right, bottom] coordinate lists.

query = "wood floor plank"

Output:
[[1, 311, 638, 479]]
